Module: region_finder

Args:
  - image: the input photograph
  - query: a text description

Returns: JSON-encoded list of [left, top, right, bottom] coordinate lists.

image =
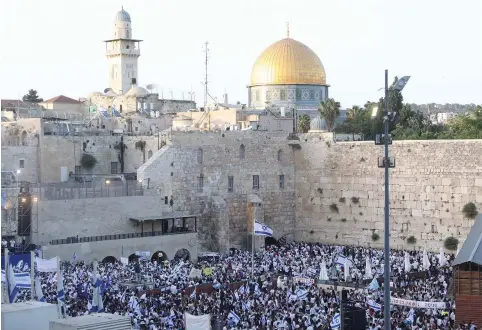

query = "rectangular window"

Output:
[[279, 174, 285, 189], [228, 176, 234, 192], [75, 166, 81, 174], [165, 196, 168, 205], [280, 90, 286, 100], [197, 175, 204, 192], [252, 175, 259, 190], [19, 159, 25, 169], [111, 162, 118, 174]]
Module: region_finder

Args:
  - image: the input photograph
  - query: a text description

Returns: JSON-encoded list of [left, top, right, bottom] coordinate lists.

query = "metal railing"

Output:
[[2, 181, 144, 201], [49, 228, 194, 245]]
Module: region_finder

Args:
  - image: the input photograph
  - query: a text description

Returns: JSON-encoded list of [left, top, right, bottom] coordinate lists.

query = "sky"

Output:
[[1, 0, 481, 108]]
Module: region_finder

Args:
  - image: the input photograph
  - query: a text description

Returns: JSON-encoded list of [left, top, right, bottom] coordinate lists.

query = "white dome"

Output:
[[125, 86, 148, 97], [115, 8, 131, 22]]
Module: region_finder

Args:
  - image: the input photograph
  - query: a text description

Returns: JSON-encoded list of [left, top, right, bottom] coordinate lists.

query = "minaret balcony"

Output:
[[106, 49, 140, 56]]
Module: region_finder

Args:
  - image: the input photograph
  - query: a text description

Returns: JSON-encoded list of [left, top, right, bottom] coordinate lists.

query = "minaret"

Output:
[[104, 7, 142, 94]]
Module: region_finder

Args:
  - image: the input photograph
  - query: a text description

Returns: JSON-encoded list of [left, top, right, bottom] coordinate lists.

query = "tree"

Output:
[[318, 98, 341, 132], [22, 89, 43, 104], [297, 113, 311, 133]]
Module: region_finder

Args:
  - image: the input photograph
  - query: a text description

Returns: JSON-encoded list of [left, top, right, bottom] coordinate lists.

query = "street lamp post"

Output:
[[379, 70, 410, 329]]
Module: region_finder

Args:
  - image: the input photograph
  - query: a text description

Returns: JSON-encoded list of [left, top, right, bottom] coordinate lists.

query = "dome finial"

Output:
[[286, 22, 290, 38]]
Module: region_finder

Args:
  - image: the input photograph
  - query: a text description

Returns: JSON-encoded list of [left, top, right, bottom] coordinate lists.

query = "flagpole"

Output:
[[4, 248, 10, 304], [56, 257, 61, 318], [30, 251, 35, 301], [251, 219, 254, 278]]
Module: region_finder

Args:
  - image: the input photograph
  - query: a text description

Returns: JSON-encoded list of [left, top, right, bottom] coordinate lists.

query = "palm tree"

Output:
[[318, 98, 341, 132], [346, 106, 363, 121], [298, 113, 311, 133]]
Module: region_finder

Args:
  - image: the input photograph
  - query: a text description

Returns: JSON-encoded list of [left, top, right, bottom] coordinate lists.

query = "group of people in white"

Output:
[[3, 241, 477, 330]]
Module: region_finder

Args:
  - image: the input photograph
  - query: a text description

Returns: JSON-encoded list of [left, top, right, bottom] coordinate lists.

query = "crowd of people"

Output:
[[7, 242, 479, 330]]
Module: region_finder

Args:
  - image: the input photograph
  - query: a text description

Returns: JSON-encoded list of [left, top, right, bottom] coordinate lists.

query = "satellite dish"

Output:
[[146, 84, 154, 91], [104, 88, 113, 94]]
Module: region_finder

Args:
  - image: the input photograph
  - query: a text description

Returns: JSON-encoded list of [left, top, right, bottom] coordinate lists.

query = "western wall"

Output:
[[6, 130, 481, 255]]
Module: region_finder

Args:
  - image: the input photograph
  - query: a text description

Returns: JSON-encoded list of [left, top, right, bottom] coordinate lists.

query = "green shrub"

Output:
[[406, 236, 416, 244], [351, 197, 360, 204], [340, 218, 347, 222], [462, 202, 478, 219], [444, 237, 459, 251], [80, 153, 97, 169], [371, 233, 380, 242], [339, 197, 346, 203]]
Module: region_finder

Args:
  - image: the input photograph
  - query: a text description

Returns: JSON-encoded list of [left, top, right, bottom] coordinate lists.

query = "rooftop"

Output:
[[454, 214, 482, 266], [41, 95, 82, 104]]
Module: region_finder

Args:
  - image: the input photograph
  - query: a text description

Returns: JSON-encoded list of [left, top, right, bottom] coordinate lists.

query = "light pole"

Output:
[[377, 70, 410, 329]]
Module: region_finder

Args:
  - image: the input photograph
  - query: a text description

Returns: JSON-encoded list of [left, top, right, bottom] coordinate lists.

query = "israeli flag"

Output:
[[367, 277, 380, 291], [227, 311, 240, 325], [367, 299, 381, 311], [254, 284, 262, 296], [90, 276, 104, 313], [35, 276, 45, 302], [254, 220, 273, 237], [296, 288, 308, 301], [238, 285, 245, 295], [6, 263, 19, 303], [1, 270, 31, 288], [57, 270, 65, 311], [72, 253, 77, 262], [330, 313, 341, 329], [190, 288, 196, 299]]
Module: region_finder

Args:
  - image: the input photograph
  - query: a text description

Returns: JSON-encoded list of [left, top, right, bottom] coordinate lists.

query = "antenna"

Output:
[[202, 41, 210, 108]]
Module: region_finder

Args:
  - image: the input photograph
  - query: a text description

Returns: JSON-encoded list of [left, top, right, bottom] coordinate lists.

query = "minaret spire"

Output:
[[286, 22, 290, 38]]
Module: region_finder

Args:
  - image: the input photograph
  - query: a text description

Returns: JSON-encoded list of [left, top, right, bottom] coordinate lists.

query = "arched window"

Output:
[[148, 150, 153, 159], [239, 144, 245, 160], [197, 148, 203, 164], [277, 149, 283, 162]]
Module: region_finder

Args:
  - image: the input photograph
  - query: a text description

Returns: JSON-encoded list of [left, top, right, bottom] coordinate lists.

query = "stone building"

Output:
[[248, 29, 329, 111], [87, 7, 195, 115]]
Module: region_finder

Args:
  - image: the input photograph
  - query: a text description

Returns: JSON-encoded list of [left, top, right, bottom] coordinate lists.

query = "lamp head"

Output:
[[393, 76, 411, 91], [371, 106, 379, 119]]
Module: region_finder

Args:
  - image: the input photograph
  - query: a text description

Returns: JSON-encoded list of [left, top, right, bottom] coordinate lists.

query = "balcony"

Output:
[[106, 49, 140, 56]]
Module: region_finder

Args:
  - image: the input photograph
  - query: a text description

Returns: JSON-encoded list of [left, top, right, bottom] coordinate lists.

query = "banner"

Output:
[[185, 313, 211, 330], [135, 251, 151, 258], [36, 257, 58, 273], [189, 268, 202, 278], [390, 297, 447, 309], [293, 277, 315, 285], [1, 254, 31, 271], [1, 270, 31, 288]]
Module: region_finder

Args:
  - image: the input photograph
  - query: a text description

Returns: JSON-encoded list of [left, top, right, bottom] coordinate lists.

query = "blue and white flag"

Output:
[[367, 299, 381, 311], [295, 288, 308, 301], [1, 270, 31, 288], [190, 288, 196, 299], [330, 313, 341, 329], [238, 285, 245, 295], [254, 220, 273, 237], [89, 276, 104, 313], [227, 311, 240, 325], [254, 284, 262, 296], [6, 263, 19, 303], [367, 277, 380, 291], [35, 276, 45, 302], [72, 253, 77, 262], [57, 270, 65, 312]]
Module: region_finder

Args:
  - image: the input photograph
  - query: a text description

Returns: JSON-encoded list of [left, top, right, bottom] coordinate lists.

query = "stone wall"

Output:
[[295, 136, 482, 251], [1, 146, 39, 182], [138, 131, 297, 250], [38, 135, 160, 182], [42, 233, 198, 263], [36, 195, 171, 245]]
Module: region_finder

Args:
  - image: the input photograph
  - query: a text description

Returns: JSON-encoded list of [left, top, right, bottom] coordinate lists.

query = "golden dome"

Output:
[[250, 38, 326, 87]]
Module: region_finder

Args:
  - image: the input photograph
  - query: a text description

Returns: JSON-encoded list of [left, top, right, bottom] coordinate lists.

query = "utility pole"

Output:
[[202, 41, 210, 109]]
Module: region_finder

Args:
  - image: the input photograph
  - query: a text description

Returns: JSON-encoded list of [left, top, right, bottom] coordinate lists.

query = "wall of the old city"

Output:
[[294, 136, 482, 251], [36, 195, 172, 245], [138, 131, 297, 250]]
